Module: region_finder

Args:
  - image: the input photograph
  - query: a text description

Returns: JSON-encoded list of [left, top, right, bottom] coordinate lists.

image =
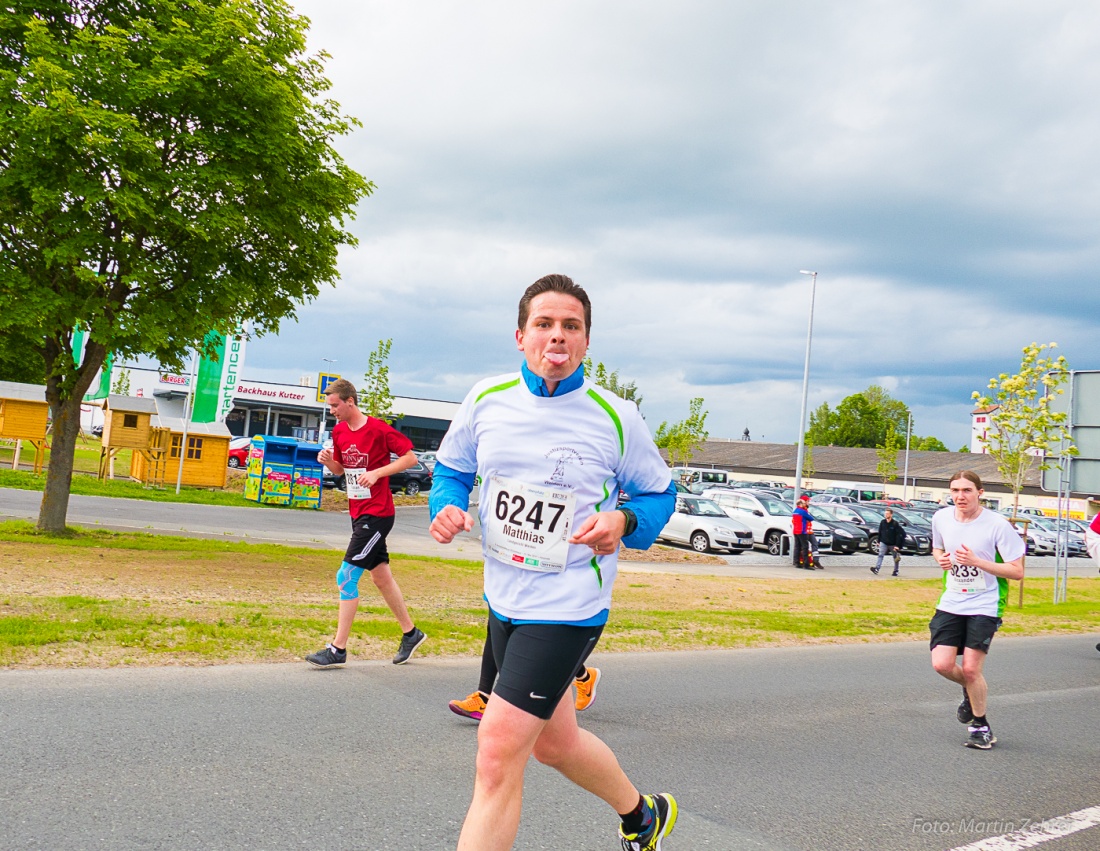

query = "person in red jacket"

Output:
[[792, 497, 816, 569]]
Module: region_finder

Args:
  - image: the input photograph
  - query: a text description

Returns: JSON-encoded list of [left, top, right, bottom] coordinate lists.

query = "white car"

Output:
[[657, 496, 755, 554], [700, 488, 833, 555]]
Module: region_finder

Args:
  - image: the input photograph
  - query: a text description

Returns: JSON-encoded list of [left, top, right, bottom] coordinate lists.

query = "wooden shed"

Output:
[[0, 380, 49, 474], [131, 416, 231, 489], [99, 395, 160, 478]]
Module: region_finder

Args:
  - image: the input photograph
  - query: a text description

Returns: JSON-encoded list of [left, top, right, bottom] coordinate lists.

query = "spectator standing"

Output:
[[792, 497, 815, 569], [872, 509, 906, 576]]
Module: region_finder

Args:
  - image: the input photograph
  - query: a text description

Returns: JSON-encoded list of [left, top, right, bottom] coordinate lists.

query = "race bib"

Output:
[[344, 468, 371, 500], [483, 475, 577, 573], [946, 560, 985, 594]]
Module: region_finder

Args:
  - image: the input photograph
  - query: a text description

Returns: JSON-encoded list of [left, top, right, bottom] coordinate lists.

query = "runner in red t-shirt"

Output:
[[305, 378, 427, 668]]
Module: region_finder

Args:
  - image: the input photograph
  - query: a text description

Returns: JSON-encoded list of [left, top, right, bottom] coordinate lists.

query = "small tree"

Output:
[[972, 342, 1076, 515], [802, 440, 816, 478], [360, 339, 396, 423], [583, 356, 643, 411], [655, 397, 709, 467], [875, 425, 900, 488], [111, 368, 130, 396]]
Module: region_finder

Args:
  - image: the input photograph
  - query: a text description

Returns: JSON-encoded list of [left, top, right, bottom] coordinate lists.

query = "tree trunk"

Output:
[[37, 396, 83, 533], [37, 337, 107, 534]]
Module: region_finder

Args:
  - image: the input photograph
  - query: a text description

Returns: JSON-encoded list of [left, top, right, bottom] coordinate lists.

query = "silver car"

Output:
[[657, 496, 755, 554]]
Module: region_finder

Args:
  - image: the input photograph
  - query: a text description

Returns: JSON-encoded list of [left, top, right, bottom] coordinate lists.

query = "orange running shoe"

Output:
[[574, 667, 602, 712], [449, 690, 488, 721]]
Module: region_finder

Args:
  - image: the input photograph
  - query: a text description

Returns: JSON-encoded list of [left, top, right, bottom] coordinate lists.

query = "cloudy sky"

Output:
[[241, 0, 1100, 450]]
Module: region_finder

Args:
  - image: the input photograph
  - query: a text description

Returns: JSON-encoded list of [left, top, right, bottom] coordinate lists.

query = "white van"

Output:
[[823, 481, 885, 502], [670, 466, 730, 489]]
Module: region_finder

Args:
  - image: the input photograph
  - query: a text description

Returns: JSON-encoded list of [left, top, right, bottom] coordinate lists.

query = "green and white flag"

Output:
[[72, 327, 113, 401], [191, 325, 247, 423]]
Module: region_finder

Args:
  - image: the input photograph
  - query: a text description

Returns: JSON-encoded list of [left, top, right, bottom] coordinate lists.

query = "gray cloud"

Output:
[[248, 0, 1100, 452]]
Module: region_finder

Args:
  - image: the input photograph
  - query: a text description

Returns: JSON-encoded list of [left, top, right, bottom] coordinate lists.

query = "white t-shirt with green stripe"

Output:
[[436, 372, 671, 622], [931, 507, 1025, 617]]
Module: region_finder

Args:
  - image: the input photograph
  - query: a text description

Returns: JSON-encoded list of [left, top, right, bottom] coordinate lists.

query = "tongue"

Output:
[[545, 352, 569, 366]]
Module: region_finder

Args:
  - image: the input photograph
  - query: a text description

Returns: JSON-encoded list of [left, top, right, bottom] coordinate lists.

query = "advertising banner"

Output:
[[191, 325, 247, 423], [72, 327, 113, 401]]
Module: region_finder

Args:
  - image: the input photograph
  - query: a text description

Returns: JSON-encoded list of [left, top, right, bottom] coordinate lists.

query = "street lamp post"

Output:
[[792, 270, 818, 508], [318, 358, 337, 443], [903, 411, 913, 501]]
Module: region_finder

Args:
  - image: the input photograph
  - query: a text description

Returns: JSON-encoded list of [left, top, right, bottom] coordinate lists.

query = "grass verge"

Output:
[[2, 522, 1098, 668]]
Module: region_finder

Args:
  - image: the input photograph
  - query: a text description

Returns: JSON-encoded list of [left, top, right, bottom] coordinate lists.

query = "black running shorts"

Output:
[[343, 514, 394, 570], [488, 614, 603, 720], [929, 609, 1002, 654]]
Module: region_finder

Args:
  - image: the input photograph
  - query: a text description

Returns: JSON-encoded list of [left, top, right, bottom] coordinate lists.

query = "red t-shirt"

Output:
[[1090, 513, 1100, 535], [332, 417, 414, 519]]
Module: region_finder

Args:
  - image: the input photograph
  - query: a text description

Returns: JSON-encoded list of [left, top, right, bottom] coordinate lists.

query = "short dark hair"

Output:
[[517, 274, 591, 333], [326, 378, 357, 404], [949, 470, 983, 490]]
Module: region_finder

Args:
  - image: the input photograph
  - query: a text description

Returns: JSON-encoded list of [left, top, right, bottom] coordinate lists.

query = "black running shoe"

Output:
[[620, 793, 678, 851], [957, 689, 974, 725], [965, 725, 996, 749], [393, 627, 427, 665], [306, 644, 346, 668]]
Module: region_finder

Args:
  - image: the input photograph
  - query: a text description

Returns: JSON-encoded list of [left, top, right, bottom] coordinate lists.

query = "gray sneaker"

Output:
[[965, 725, 996, 749], [393, 628, 427, 665], [306, 644, 346, 668]]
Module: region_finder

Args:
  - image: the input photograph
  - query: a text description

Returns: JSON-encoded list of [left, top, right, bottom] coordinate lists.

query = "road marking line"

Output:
[[948, 806, 1100, 850]]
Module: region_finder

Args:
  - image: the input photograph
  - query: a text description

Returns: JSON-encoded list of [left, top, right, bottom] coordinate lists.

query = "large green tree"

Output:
[[806, 385, 947, 451], [0, 0, 371, 531]]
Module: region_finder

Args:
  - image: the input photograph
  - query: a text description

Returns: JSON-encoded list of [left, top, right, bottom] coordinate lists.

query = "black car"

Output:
[[323, 455, 433, 496], [824, 504, 932, 555], [807, 505, 870, 554]]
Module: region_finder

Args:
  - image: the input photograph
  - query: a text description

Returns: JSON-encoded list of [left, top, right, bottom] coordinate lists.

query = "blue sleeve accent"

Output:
[[621, 481, 677, 550], [428, 461, 476, 520]]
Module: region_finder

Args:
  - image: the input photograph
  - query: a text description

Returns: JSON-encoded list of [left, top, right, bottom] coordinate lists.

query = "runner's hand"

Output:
[[953, 544, 979, 567], [430, 505, 473, 544], [570, 511, 627, 555]]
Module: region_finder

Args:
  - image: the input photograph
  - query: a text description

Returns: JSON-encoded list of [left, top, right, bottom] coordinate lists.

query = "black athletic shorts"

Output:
[[488, 613, 603, 720], [929, 609, 1002, 654], [343, 514, 394, 570]]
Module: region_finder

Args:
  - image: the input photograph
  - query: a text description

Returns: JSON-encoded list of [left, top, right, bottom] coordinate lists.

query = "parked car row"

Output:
[[653, 484, 942, 558], [322, 453, 433, 496]]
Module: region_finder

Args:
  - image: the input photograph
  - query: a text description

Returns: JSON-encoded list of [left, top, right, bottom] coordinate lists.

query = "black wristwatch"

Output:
[[619, 507, 638, 537]]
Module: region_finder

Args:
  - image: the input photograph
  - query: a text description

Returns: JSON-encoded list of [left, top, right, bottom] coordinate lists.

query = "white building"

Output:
[[89, 365, 459, 450]]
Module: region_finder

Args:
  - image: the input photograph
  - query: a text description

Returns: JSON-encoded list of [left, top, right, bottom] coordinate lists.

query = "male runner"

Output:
[[930, 471, 1024, 749], [429, 274, 678, 850], [306, 378, 427, 667]]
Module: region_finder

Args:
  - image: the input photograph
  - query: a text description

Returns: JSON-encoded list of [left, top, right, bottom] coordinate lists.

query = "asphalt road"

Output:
[[1, 637, 1098, 850]]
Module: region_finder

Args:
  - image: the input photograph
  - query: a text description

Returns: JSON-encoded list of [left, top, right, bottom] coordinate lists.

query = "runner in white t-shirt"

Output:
[[429, 275, 677, 851], [929, 471, 1025, 750]]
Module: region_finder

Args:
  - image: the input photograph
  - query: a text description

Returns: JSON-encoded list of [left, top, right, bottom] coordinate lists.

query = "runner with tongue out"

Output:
[[428, 274, 679, 850]]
